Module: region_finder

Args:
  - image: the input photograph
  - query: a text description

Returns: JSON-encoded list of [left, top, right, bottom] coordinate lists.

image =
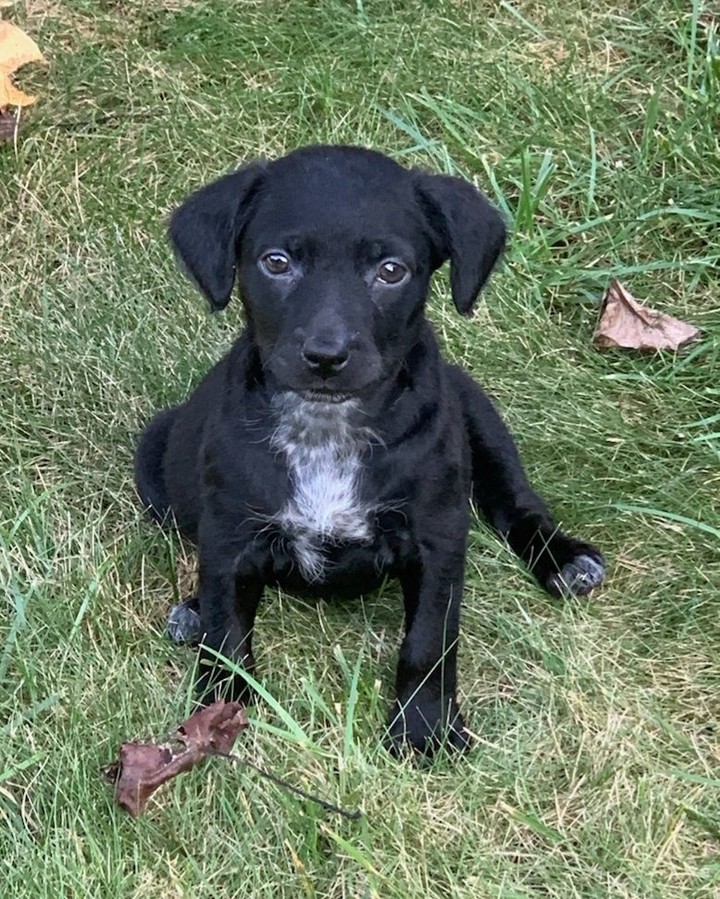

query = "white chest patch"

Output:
[[270, 394, 375, 582]]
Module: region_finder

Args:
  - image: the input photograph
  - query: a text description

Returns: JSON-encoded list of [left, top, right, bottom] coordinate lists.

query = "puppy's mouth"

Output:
[[300, 389, 354, 404]]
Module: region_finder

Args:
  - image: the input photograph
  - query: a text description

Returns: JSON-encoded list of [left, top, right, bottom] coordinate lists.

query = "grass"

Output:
[[1, 0, 720, 895]]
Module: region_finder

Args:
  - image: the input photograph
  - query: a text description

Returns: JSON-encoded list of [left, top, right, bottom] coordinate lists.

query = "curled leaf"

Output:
[[593, 279, 700, 352]]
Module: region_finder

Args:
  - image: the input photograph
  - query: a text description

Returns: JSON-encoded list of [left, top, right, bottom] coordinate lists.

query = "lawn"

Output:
[[1, 0, 719, 896]]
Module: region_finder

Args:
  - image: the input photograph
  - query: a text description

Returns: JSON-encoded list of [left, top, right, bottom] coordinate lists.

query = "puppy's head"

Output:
[[170, 145, 505, 400]]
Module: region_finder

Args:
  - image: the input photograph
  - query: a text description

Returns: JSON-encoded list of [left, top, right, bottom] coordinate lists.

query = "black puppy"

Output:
[[135, 145, 605, 757]]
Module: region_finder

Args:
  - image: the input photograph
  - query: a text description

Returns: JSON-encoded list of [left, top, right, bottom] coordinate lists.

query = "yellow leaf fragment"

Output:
[[0, 20, 45, 109], [0, 73, 34, 107]]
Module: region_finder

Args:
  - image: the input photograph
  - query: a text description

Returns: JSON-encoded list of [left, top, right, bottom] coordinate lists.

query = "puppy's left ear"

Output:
[[416, 173, 506, 316], [169, 162, 266, 312]]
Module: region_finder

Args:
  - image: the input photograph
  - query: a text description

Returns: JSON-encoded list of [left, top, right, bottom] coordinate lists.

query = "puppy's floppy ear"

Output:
[[169, 162, 266, 312], [416, 172, 506, 316]]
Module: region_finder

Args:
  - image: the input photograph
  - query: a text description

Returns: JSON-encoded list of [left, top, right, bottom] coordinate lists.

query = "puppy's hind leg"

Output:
[[134, 407, 179, 525], [448, 365, 605, 597], [135, 408, 207, 645]]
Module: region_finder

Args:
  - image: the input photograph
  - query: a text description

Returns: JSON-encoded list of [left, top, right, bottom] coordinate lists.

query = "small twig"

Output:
[[208, 749, 362, 821]]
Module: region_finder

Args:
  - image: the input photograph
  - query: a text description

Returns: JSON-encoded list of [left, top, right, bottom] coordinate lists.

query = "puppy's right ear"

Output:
[[169, 163, 266, 312]]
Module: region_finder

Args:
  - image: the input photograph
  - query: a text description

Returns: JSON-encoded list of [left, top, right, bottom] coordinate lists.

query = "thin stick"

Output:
[[208, 750, 362, 821]]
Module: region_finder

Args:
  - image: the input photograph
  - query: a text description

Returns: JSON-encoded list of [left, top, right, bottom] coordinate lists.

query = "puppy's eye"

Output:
[[260, 252, 291, 276], [376, 260, 408, 285]]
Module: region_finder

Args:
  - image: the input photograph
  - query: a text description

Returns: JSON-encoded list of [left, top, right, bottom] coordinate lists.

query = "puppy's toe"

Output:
[[167, 598, 202, 646], [547, 552, 605, 597], [385, 698, 471, 760], [442, 720, 472, 755]]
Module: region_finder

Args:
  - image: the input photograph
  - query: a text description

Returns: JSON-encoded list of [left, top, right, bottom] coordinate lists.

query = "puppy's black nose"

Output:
[[301, 336, 350, 377]]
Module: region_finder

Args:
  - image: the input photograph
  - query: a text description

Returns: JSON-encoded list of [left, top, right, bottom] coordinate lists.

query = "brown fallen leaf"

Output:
[[104, 701, 248, 818], [0, 20, 46, 109], [0, 105, 17, 143], [593, 278, 700, 352]]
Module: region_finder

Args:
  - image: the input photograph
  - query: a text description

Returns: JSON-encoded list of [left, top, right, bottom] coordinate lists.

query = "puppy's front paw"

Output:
[[508, 516, 606, 599], [385, 695, 470, 759], [167, 597, 202, 646], [545, 549, 606, 597]]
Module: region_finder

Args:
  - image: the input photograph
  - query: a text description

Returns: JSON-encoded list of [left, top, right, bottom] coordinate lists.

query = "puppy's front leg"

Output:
[[387, 542, 471, 758], [195, 533, 267, 706], [448, 365, 606, 597]]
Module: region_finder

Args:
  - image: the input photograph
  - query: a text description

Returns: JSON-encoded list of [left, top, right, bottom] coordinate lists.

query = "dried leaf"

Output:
[[104, 701, 248, 818], [178, 701, 247, 755], [0, 105, 17, 143], [0, 21, 45, 109], [593, 279, 700, 352]]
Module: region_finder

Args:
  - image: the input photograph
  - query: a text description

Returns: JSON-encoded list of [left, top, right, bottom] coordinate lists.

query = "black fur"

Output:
[[135, 145, 605, 758]]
